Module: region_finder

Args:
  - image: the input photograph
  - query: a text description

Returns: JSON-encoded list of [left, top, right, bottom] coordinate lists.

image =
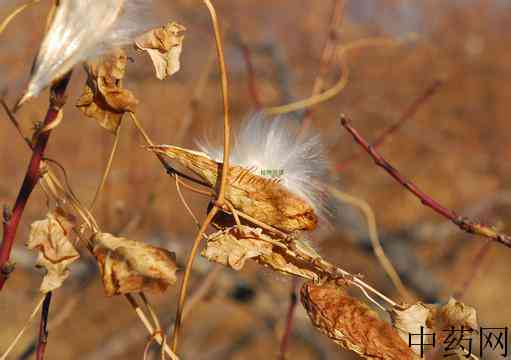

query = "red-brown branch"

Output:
[[36, 292, 52, 360], [278, 278, 299, 360], [337, 80, 442, 171], [340, 115, 511, 248], [0, 74, 71, 291]]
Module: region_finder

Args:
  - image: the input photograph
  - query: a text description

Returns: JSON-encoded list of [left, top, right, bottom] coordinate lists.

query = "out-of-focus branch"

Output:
[[35, 292, 52, 360], [340, 115, 511, 248], [0, 72, 72, 291], [337, 80, 442, 171]]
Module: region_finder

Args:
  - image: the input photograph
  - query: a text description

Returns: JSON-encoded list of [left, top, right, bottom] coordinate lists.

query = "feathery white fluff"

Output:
[[21, 0, 154, 103], [198, 114, 331, 219]]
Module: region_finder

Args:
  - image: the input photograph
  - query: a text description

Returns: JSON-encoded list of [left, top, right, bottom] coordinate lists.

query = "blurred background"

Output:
[[1, 0, 511, 358]]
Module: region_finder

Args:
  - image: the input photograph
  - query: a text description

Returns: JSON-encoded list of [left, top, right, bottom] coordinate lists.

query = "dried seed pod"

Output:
[[20, 0, 154, 105], [26, 210, 80, 293], [301, 282, 418, 360], [92, 233, 177, 296], [149, 145, 318, 232], [202, 225, 327, 281]]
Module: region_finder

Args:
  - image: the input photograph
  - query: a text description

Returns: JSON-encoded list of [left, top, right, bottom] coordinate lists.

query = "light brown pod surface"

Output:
[[301, 282, 418, 360], [149, 145, 318, 232]]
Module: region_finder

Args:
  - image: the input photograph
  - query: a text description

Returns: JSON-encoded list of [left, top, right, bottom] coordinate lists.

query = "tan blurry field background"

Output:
[[1, 0, 511, 359]]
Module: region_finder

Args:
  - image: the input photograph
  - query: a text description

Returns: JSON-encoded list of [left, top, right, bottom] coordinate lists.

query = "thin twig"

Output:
[[0, 294, 46, 360], [340, 115, 511, 247], [278, 278, 299, 360], [329, 186, 414, 302], [337, 80, 442, 171], [128, 112, 211, 188], [90, 124, 121, 210], [171, 206, 219, 351], [0, 0, 40, 36], [0, 72, 72, 291], [300, 0, 345, 135], [35, 292, 52, 360]]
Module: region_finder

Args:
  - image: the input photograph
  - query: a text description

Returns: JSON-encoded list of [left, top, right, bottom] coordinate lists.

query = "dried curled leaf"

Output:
[[202, 225, 324, 281], [26, 210, 80, 293], [149, 145, 318, 232], [92, 233, 177, 296], [391, 298, 478, 356], [391, 303, 432, 356], [302, 282, 417, 360], [76, 49, 138, 133], [135, 22, 186, 80]]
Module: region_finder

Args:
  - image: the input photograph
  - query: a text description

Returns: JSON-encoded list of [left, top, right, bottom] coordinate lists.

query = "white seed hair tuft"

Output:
[[198, 113, 331, 220], [21, 0, 155, 103]]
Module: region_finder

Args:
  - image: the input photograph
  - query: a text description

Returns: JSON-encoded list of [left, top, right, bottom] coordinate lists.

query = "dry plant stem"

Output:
[[175, 46, 216, 144], [0, 73, 71, 291], [0, 294, 46, 360], [340, 116, 511, 247], [35, 292, 52, 360], [337, 80, 442, 171], [265, 37, 402, 115], [233, 35, 262, 108], [0, 0, 40, 35], [328, 186, 413, 302], [171, 206, 219, 351], [128, 112, 210, 188], [125, 294, 179, 360], [90, 125, 121, 210], [0, 99, 32, 147], [278, 278, 299, 360], [171, 0, 231, 352], [454, 239, 491, 299], [182, 265, 222, 320], [300, 0, 345, 135], [201, 0, 231, 204]]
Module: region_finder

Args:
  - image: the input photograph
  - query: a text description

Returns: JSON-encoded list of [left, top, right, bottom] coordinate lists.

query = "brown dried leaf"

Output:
[[26, 210, 80, 293], [76, 49, 138, 133], [92, 233, 177, 296], [391, 303, 432, 356], [434, 297, 478, 331], [149, 145, 318, 232], [135, 22, 186, 80], [202, 225, 322, 280], [302, 282, 418, 360], [391, 298, 478, 356]]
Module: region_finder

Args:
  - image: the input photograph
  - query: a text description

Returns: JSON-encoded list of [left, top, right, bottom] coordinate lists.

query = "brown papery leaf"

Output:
[[76, 49, 138, 133], [135, 22, 186, 80], [148, 145, 318, 232], [26, 210, 80, 293], [391, 298, 478, 357], [202, 225, 323, 281], [92, 233, 177, 296], [302, 282, 418, 360]]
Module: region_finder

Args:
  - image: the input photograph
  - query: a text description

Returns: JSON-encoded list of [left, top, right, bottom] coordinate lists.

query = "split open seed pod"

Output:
[[92, 233, 177, 296], [148, 145, 318, 232]]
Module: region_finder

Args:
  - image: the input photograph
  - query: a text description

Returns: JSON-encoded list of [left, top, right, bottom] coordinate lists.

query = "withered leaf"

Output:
[[202, 225, 321, 281], [391, 298, 478, 357], [26, 210, 80, 293], [135, 22, 186, 80], [92, 233, 177, 296], [76, 49, 138, 133], [302, 282, 418, 360], [149, 145, 318, 232], [391, 303, 431, 356]]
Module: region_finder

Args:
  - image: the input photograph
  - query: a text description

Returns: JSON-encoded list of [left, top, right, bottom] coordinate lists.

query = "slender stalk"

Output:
[[0, 73, 71, 291], [35, 292, 52, 360], [171, 206, 219, 351], [340, 115, 511, 247]]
